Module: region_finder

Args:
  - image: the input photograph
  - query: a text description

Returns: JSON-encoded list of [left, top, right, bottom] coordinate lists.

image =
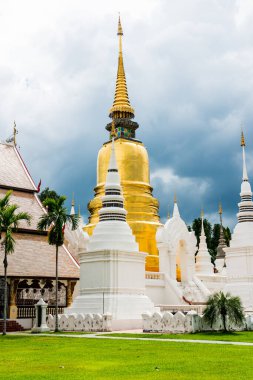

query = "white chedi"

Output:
[[224, 132, 253, 310], [65, 138, 154, 328], [87, 138, 139, 253], [195, 212, 214, 275]]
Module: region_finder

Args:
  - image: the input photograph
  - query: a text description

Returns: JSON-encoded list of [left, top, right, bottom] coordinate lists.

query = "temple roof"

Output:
[[0, 142, 80, 279], [0, 143, 37, 191], [0, 189, 46, 231], [0, 233, 79, 279]]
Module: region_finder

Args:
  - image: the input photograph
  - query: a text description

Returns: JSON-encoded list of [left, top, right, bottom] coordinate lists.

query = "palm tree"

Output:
[[203, 291, 245, 332], [0, 191, 31, 335], [37, 196, 79, 332]]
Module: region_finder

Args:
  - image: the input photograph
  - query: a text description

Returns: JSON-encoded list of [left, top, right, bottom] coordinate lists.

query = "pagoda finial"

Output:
[[72, 192, 75, 207], [200, 208, 205, 236], [111, 119, 116, 138], [218, 201, 223, 226], [174, 192, 177, 204], [118, 13, 123, 37], [78, 205, 81, 217], [219, 201, 223, 215], [109, 16, 135, 120], [241, 130, 248, 181], [241, 130, 246, 147]]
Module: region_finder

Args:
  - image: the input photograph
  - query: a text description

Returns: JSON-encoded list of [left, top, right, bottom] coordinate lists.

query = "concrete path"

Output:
[[10, 332, 253, 346]]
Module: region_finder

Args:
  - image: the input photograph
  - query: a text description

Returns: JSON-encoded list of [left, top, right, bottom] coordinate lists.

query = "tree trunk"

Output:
[[3, 246, 8, 336], [222, 313, 227, 332], [55, 245, 59, 332]]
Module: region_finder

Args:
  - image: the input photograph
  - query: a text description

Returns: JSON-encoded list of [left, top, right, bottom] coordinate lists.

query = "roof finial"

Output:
[[109, 15, 135, 120], [174, 192, 177, 204], [200, 208, 204, 219], [72, 192, 75, 207], [13, 121, 17, 146], [78, 205, 81, 218]]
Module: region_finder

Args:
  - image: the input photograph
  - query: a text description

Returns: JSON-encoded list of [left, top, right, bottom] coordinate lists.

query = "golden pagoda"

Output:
[[84, 17, 161, 271]]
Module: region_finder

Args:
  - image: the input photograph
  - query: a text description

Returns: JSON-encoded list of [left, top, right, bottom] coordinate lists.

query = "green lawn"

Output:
[[106, 331, 253, 342], [1, 335, 253, 379]]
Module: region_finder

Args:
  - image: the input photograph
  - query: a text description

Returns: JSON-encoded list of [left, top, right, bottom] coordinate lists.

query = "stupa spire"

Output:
[[70, 193, 76, 215], [237, 131, 253, 223], [109, 15, 135, 120], [99, 138, 127, 222], [173, 193, 180, 218], [216, 202, 227, 260], [196, 209, 213, 274], [241, 131, 248, 181]]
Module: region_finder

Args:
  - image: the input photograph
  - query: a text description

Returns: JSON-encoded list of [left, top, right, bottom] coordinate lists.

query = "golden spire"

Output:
[[200, 208, 204, 218], [241, 130, 246, 147], [109, 15, 135, 119], [72, 192, 75, 207], [111, 118, 116, 138], [219, 201, 223, 215]]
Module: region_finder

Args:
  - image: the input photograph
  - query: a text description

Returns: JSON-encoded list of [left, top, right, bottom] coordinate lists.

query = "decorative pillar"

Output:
[[32, 298, 50, 333], [66, 280, 77, 307], [9, 278, 19, 319]]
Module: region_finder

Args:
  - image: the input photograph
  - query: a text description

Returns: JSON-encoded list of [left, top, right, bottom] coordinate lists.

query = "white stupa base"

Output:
[[224, 245, 253, 311], [224, 282, 253, 312], [65, 293, 154, 330], [215, 257, 225, 272], [195, 262, 214, 276], [65, 293, 154, 321]]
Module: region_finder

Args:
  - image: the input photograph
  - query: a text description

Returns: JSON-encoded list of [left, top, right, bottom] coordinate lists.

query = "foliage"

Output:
[[37, 196, 79, 246], [203, 292, 245, 332], [0, 191, 31, 335], [37, 196, 79, 332], [39, 187, 60, 206]]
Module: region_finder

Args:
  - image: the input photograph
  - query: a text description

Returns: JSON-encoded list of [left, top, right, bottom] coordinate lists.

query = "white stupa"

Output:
[[195, 211, 214, 275], [66, 138, 154, 329], [224, 132, 253, 310]]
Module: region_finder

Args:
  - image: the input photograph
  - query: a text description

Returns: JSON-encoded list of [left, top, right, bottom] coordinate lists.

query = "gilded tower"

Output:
[[84, 17, 161, 271]]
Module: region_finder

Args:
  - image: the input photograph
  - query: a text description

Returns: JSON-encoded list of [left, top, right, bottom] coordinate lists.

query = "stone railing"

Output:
[[17, 306, 64, 319], [157, 304, 205, 314], [142, 311, 253, 333], [47, 313, 112, 332], [145, 272, 164, 280]]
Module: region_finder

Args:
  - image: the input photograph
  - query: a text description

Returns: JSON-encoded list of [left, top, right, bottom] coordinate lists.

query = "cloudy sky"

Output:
[[0, 0, 253, 229]]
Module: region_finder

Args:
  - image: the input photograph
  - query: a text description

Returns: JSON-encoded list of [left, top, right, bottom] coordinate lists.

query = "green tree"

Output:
[[39, 187, 60, 205], [203, 291, 245, 332], [37, 196, 79, 332], [224, 227, 231, 246], [0, 191, 31, 335]]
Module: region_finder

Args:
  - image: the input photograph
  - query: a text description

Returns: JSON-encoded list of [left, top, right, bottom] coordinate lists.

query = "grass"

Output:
[[106, 331, 253, 342], [1, 335, 253, 379]]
